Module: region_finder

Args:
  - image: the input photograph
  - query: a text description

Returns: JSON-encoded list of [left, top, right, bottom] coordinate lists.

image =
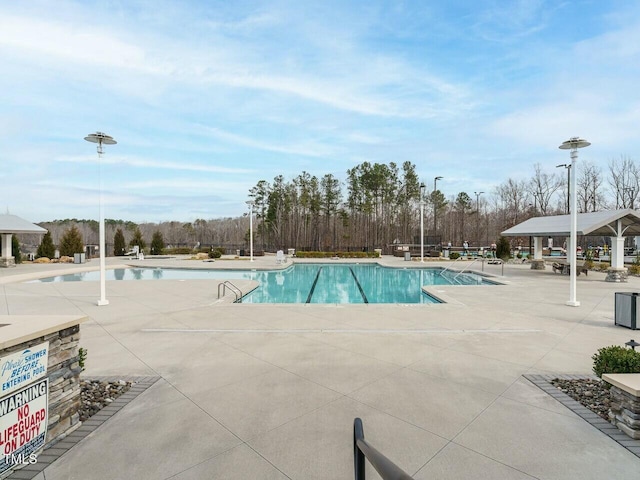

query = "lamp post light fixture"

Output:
[[246, 200, 255, 262], [474, 191, 484, 246], [419, 183, 426, 262], [84, 132, 116, 306], [559, 137, 590, 307], [433, 176, 443, 242], [625, 339, 640, 351], [556, 163, 571, 214]]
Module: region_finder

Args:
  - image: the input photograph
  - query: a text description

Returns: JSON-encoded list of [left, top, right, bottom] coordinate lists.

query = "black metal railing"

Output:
[[353, 418, 414, 480]]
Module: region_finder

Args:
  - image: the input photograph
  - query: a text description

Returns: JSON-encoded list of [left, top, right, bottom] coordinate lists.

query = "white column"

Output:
[[610, 236, 625, 269], [1, 233, 12, 259], [533, 237, 543, 259]]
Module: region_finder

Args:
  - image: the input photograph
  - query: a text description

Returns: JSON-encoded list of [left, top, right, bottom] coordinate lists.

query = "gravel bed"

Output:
[[551, 377, 611, 420], [79, 379, 134, 421]]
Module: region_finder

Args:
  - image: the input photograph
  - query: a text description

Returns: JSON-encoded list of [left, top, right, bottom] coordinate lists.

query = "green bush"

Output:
[[11, 235, 21, 264], [37, 231, 56, 259], [449, 252, 460, 260], [209, 249, 222, 259], [59, 225, 84, 257], [592, 345, 640, 378], [495, 236, 511, 261]]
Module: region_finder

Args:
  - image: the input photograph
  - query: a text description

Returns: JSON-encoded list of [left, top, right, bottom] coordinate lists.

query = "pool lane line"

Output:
[[348, 267, 369, 303], [306, 266, 323, 303]]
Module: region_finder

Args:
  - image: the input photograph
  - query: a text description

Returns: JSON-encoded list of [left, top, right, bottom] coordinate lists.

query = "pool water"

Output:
[[30, 264, 493, 304]]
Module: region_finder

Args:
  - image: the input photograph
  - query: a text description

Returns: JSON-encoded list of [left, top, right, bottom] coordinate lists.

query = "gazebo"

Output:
[[502, 209, 640, 282], [0, 214, 47, 267]]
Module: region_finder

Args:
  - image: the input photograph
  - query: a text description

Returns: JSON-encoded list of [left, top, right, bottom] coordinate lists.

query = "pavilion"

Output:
[[502, 209, 640, 282], [0, 214, 47, 267]]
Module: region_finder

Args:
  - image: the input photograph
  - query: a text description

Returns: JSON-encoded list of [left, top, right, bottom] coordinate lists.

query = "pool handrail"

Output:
[[452, 257, 481, 281], [353, 418, 414, 480], [439, 256, 462, 275], [217, 281, 242, 303]]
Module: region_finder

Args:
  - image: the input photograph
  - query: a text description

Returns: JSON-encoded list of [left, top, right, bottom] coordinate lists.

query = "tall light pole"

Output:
[[433, 176, 443, 245], [559, 137, 590, 307], [246, 200, 255, 262], [556, 163, 571, 214], [474, 191, 484, 246], [84, 132, 117, 306], [419, 183, 425, 262]]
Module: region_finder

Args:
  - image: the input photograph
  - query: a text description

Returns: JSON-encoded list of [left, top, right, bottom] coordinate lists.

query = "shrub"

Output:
[[495, 236, 511, 260], [114, 229, 126, 256], [59, 225, 84, 257], [628, 264, 640, 275], [295, 251, 377, 259], [37, 231, 56, 259], [209, 250, 222, 259], [129, 227, 146, 250], [150, 231, 165, 255], [11, 235, 21, 264], [164, 247, 193, 255], [592, 345, 640, 378], [449, 252, 460, 260]]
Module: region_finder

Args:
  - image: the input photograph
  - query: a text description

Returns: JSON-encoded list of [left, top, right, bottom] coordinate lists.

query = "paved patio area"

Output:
[[1, 255, 639, 479]]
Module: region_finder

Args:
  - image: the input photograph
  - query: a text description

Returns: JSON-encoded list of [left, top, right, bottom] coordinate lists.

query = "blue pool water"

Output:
[[30, 264, 493, 304]]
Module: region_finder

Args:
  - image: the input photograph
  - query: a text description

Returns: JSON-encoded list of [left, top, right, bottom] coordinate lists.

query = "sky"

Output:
[[1, 0, 639, 223]]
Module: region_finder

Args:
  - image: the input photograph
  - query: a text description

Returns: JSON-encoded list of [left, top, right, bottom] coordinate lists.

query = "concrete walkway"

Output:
[[1, 255, 639, 479]]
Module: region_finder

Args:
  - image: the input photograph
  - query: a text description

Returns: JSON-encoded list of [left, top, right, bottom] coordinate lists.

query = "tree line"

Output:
[[16, 155, 640, 257]]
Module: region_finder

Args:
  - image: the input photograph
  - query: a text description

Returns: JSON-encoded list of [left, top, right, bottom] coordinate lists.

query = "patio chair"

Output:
[[276, 250, 287, 264]]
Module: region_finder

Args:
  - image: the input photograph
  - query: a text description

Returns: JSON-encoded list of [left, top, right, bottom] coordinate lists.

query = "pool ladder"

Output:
[[217, 281, 243, 303]]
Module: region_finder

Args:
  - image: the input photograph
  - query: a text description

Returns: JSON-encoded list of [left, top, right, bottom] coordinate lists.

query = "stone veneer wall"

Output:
[[0, 324, 82, 445], [608, 385, 640, 439]]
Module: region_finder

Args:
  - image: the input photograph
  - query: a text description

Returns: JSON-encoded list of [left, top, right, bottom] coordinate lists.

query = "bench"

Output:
[[552, 262, 588, 276]]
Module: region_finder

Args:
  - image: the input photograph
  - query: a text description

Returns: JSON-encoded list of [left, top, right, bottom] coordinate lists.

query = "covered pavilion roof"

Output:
[[501, 209, 640, 237], [0, 214, 47, 234]]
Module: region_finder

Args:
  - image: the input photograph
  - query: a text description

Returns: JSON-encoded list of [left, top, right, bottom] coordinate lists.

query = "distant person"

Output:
[[463, 241, 469, 255]]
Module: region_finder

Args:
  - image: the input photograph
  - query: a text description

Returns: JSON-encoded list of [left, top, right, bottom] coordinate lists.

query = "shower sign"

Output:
[[0, 343, 49, 397]]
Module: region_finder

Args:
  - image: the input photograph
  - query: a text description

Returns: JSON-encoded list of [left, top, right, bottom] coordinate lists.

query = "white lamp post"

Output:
[[419, 183, 425, 262], [559, 137, 590, 307], [246, 200, 255, 262], [84, 132, 117, 306]]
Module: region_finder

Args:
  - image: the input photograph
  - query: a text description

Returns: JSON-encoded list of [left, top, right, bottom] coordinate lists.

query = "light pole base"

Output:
[[565, 300, 580, 307], [97, 299, 110, 306]]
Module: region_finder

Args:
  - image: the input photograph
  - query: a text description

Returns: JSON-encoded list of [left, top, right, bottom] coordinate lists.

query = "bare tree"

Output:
[[608, 156, 640, 209], [529, 163, 561, 215], [576, 161, 606, 212]]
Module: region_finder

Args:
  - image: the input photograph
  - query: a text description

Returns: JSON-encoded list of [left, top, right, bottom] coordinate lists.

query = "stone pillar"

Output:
[[607, 236, 628, 282], [0, 233, 15, 267]]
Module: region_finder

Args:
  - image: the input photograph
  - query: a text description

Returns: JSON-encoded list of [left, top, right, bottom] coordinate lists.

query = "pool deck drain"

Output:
[[525, 374, 640, 458], [5, 376, 161, 480]]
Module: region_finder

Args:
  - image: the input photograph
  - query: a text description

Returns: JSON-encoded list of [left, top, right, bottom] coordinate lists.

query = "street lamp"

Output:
[[556, 163, 571, 214], [246, 200, 255, 262], [433, 176, 443, 243], [474, 191, 484, 246], [84, 132, 116, 306], [559, 137, 590, 307], [419, 183, 425, 262]]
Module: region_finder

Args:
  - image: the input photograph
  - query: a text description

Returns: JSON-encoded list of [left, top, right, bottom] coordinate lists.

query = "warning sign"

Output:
[[0, 378, 48, 476], [0, 342, 49, 397]]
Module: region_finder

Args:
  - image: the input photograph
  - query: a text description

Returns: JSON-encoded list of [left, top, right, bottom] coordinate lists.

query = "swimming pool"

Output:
[[30, 264, 494, 304]]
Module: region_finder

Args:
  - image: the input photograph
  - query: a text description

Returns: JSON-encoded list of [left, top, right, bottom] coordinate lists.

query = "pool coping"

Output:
[[524, 374, 640, 458], [4, 376, 161, 480]]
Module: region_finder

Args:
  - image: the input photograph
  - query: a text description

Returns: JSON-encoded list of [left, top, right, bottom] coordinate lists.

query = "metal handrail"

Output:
[[354, 418, 414, 480], [481, 257, 504, 276], [453, 257, 481, 280], [217, 281, 242, 303], [439, 256, 462, 275]]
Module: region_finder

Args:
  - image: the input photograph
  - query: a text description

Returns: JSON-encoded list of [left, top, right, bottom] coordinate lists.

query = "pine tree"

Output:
[[129, 227, 146, 250], [496, 236, 511, 261], [37, 231, 56, 259], [11, 235, 21, 264], [113, 228, 126, 256], [59, 226, 84, 257], [150, 230, 165, 255]]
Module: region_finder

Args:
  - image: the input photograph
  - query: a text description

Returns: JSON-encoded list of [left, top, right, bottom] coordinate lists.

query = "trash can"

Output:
[[239, 249, 245, 256], [74, 253, 86, 264], [404, 252, 411, 261], [615, 292, 640, 329]]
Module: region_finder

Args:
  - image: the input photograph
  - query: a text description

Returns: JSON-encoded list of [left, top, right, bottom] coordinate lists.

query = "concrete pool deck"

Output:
[[1, 255, 640, 479]]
